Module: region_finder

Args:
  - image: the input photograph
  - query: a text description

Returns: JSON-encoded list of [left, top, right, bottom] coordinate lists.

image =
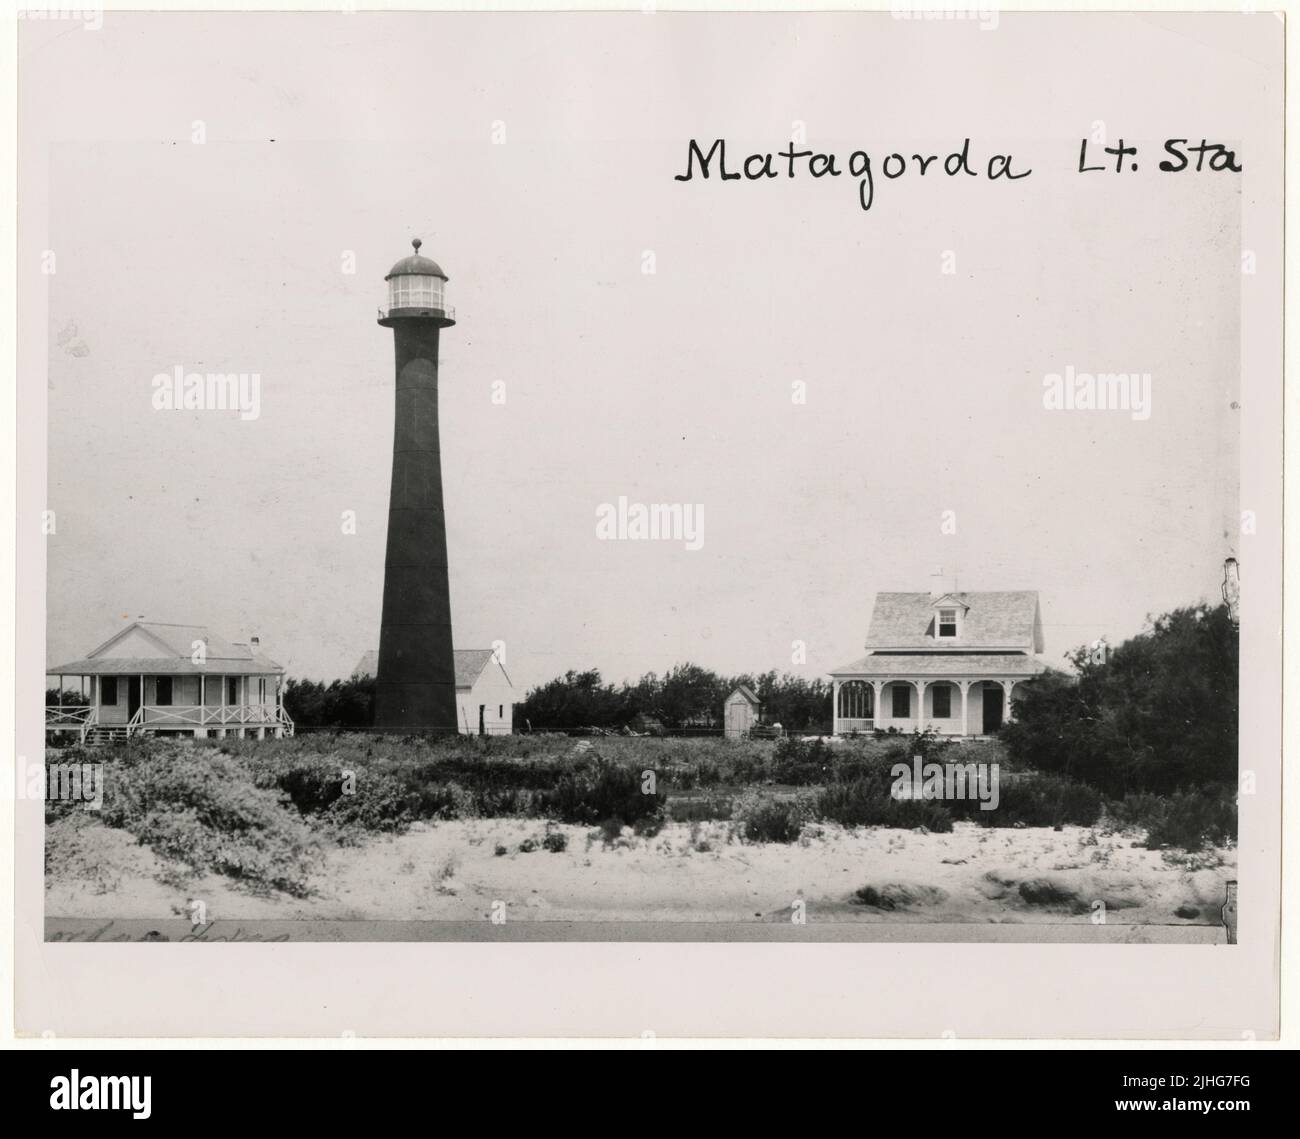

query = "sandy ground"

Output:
[[46, 818, 1234, 927]]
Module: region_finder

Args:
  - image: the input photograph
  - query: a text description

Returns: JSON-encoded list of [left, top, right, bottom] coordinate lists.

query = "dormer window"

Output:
[[937, 608, 959, 638]]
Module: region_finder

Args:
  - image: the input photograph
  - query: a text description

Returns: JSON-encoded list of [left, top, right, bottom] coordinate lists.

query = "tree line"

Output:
[[280, 666, 830, 733], [279, 601, 1238, 795], [515, 664, 831, 734]]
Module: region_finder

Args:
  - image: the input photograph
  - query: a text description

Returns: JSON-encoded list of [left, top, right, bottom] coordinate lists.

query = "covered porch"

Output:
[[45, 669, 294, 743], [831, 677, 1027, 737]]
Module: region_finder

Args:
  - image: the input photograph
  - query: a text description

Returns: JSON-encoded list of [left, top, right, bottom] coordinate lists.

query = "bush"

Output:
[[770, 736, 834, 785], [542, 830, 568, 853], [1000, 603, 1237, 796], [733, 792, 812, 843], [321, 771, 421, 837], [1108, 787, 1236, 851], [99, 751, 321, 895], [814, 776, 954, 832], [543, 755, 666, 828], [955, 772, 1102, 828]]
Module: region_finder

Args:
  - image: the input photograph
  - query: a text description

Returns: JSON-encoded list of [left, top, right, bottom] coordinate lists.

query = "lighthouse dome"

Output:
[[384, 238, 448, 281]]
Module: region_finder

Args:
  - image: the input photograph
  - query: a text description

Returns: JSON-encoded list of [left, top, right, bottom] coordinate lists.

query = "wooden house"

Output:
[[46, 621, 292, 743], [829, 583, 1049, 737]]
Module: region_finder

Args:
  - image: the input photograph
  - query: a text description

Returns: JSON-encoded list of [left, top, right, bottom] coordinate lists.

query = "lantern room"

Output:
[[378, 238, 456, 327]]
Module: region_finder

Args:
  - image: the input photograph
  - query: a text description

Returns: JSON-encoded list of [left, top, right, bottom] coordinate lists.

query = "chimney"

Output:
[[929, 567, 947, 599]]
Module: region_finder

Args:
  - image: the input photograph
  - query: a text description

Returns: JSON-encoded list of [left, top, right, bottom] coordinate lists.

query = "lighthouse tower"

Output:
[[374, 239, 458, 731]]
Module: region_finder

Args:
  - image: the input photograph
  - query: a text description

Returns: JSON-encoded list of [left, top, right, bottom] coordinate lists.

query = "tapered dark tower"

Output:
[[374, 239, 458, 731]]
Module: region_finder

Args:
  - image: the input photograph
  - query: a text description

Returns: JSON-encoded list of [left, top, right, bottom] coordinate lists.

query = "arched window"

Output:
[[837, 680, 873, 719]]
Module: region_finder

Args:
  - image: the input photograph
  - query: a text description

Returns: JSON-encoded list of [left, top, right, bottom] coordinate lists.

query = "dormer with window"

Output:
[[930, 595, 969, 641]]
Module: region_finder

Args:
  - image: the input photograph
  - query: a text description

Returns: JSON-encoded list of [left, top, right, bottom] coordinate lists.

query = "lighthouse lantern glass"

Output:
[[388, 273, 446, 313]]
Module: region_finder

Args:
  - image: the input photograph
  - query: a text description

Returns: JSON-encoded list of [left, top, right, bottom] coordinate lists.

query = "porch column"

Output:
[[959, 679, 972, 737], [871, 681, 884, 727], [832, 679, 841, 736], [1003, 681, 1014, 723], [915, 680, 927, 731]]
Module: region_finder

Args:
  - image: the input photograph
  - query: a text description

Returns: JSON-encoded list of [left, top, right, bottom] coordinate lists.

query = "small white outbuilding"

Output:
[[723, 685, 761, 739]]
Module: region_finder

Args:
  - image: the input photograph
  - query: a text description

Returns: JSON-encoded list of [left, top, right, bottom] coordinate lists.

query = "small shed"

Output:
[[724, 685, 762, 739]]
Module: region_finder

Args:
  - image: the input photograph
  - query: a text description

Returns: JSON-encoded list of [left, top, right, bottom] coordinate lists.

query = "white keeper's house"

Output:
[[46, 621, 293, 743], [829, 578, 1050, 737], [353, 648, 516, 736]]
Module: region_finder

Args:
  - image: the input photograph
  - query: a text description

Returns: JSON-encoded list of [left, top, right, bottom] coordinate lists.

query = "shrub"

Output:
[[99, 750, 321, 895], [770, 737, 833, 785], [732, 792, 812, 843], [322, 771, 420, 837], [543, 756, 666, 828], [1000, 603, 1237, 796], [1109, 787, 1236, 851], [596, 817, 624, 843], [958, 773, 1102, 828], [814, 776, 954, 832], [542, 830, 568, 853]]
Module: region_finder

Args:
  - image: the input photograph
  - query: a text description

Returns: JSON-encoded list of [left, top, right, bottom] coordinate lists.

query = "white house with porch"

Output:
[[46, 621, 293, 743], [830, 584, 1049, 737]]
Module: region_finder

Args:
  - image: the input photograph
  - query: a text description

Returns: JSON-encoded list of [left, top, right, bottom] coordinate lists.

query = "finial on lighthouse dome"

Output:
[[412, 237, 422, 253]]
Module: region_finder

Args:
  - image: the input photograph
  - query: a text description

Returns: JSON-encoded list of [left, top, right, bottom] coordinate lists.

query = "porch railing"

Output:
[[45, 705, 98, 744], [124, 704, 291, 735], [836, 717, 874, 734]]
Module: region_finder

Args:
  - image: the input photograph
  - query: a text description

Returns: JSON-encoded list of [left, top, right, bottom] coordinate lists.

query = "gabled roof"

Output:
[[48, 620, 283, 675], [352, 649, 513, 691], [452, 649, 505, 690], [864, 591, 1043, 651], [929, 594, 970, 611], [727, 685, 761, 705]]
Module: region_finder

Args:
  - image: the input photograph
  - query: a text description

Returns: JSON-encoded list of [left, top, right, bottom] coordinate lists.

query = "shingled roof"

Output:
[[863, 591, 1043, 651], [352, 648, 511, 690], [47, 621, 283, 675]]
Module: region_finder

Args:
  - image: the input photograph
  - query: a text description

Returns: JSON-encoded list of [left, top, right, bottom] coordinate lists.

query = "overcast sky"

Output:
[[30, 12, 1261, 690]]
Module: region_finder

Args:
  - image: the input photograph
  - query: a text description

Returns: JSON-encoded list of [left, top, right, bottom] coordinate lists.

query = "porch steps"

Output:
[[85, 726, 132, 745]]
